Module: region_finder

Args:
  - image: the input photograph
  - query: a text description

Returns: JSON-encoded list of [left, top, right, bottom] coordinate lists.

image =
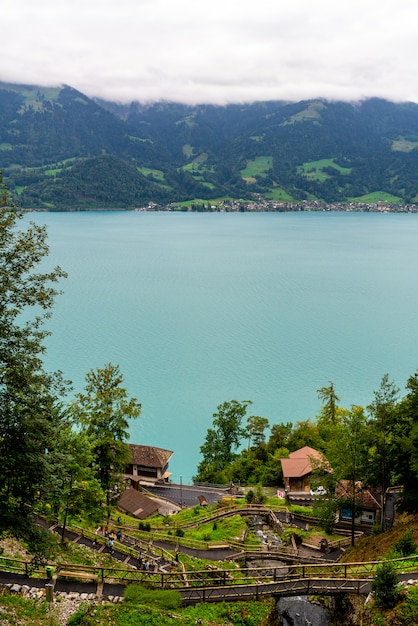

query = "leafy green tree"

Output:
[[312, 496, 339, 535], [194, 400, 251, 483], [266, 422, 293, 454], [286, 419, 323, 452], [47, 428, 104, 542], [70, 363, 141, 506], [227, 446, 283, 486], [0, 176, 68, 544]]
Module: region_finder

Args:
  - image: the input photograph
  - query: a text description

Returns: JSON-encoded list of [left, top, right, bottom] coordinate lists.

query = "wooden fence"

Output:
[[2, 554, 418, 589]]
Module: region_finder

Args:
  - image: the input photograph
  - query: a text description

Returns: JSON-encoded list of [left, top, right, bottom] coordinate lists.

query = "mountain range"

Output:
[[1, 81, 418, 209]]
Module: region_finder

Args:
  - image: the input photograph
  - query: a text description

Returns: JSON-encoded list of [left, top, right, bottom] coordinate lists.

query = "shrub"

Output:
[[245, 485, 266, 504], [394, 529, 417, 557], [312, 497, 338, 535], [280, 527, 306, 546], [245, 490, 254, 504], [371, 560, 399, 608], [124, 584, 181, 609], [138, 521, 151, 532], [175, 528, 184, 537]]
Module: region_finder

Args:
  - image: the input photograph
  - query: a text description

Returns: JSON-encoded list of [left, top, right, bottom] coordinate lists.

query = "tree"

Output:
[[317, 381, 340, 425], [47, 427, 104, 542], [371, 560, 399, 608], [366, 374, 399, 521], [0, 174, 68, 542], [391, 371, 418, 513], [312, 496, 339, 535], [326, 405, 369, 545], [70, 363, 141, 506], [286, 419, 322, 452], [266, 422, 293, 454], [246, 415, 270, 449], [194, 400, 251, 483]]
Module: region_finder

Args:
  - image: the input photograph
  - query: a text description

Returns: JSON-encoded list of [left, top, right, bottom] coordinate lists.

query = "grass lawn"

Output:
[[350, 191, 403, 204], [138, 167, 165, 180], [391, 137, 418, 152], [0, 592, 51, 625], [298, 158, 351, 181], [264, 187, 295, 201], [241, 156, 273, 180], [65, 592, 274, 625]]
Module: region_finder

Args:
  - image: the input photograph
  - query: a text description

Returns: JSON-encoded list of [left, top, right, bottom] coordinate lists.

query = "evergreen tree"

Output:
[[317, 381, 340, 425], [366, 374, 399, 509], [391, 371, 418, 513], [326, 405, 369, 545]]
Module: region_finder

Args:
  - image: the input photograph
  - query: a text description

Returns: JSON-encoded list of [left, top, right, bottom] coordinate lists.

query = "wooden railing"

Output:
[[2, 553, 418, 589], [108, 505, 286, 552]]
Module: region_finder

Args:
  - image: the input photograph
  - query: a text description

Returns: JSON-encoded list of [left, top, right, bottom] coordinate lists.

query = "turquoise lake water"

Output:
[[25, 210, 418, 483]]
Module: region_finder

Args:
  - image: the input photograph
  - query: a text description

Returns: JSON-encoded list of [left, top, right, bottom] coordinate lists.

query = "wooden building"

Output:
[[280, 446, 329, 493], [125, 444, 173, 486]]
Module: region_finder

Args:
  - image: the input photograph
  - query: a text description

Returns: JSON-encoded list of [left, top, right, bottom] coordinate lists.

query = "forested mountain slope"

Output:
[[1, 81, 418, 208]]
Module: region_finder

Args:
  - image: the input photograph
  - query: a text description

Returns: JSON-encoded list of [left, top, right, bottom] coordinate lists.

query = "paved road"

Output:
[[146, 484, 228, 508]]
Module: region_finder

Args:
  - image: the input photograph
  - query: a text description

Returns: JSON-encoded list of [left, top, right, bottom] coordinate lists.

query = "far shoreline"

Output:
[[22, 200, 418, 214]]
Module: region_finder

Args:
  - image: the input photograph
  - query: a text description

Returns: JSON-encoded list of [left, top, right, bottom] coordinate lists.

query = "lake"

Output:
[[25, 210, 418, 483]]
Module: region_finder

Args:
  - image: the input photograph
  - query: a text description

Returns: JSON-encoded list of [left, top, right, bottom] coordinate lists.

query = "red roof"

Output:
[[337, 480, 381, 510], [281, 446, 329, 479]]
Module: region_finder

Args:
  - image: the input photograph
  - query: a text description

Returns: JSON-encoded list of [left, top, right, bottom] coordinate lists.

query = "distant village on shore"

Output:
[[135, 198, 418, 213], [26, 199, 418, 213]]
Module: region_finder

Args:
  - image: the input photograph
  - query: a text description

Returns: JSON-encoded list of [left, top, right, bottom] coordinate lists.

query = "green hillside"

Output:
[[1, 82, 418, 208]]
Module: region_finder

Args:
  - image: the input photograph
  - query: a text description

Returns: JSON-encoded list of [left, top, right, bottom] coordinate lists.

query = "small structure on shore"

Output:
[[124, 444, 173, 487]]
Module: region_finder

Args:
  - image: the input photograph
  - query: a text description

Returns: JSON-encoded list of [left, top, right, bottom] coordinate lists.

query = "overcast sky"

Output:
[[1, 0, 416, 105]]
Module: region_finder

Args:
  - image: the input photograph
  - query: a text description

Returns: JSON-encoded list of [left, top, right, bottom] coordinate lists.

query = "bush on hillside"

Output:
[[124, 584, 181, 609], [394, 529, 417, 557], [371, 560, 399, 608]]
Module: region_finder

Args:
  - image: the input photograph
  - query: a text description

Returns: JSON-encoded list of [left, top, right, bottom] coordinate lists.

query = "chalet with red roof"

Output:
[[280, 446, 330, 493], [337, 480, 382, 525]]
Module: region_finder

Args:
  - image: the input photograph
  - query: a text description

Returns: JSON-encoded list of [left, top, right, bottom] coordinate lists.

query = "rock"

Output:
[[67, 592, 79, 600], [278, 596, 331, 626]]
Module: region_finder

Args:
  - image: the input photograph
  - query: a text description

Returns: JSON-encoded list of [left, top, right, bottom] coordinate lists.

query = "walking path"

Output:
[[3, 521, 418, 608], [3, 509, 415, 606]]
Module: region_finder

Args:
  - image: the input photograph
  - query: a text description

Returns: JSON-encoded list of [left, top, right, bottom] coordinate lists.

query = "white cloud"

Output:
[[1, 0, 417, 104]]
